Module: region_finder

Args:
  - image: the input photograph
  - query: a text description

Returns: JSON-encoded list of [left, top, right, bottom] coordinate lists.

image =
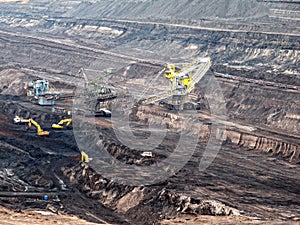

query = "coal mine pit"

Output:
[[0, 0, 300, 224]]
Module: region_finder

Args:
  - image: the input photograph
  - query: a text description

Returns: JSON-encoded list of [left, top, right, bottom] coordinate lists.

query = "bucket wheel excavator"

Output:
[[78, 68, 117, 116], [140, 57, 211, 110]]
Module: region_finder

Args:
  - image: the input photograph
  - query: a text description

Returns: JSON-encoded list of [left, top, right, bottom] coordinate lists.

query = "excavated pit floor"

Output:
[[0, 74, 299, 225]]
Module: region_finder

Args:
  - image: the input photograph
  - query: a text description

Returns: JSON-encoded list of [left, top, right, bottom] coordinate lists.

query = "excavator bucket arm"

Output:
[[29, 119, 49, 136], [52, 118, 72, 129], [14, 116, 49, 136]]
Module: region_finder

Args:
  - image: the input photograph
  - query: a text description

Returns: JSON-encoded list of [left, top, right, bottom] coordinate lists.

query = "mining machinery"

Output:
[[52, 118, 72, 129], [26, 79, 57, 106], [140, 57, 211, 110], [14, 116, 49, 136], [78, 68, 116, 116]]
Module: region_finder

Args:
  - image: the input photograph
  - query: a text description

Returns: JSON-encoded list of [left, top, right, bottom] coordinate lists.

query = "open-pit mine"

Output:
[[0, 0, 299, 224]]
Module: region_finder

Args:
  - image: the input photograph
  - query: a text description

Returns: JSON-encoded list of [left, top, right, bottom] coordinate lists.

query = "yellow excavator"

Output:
[[52, 118, 72, 129], [14, 116, 49, 136], [81, 151, 90, 163]]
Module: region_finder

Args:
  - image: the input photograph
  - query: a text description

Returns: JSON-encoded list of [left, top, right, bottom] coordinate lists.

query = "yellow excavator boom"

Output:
[[52, 118, 72, 129], [28, 119, 50, 136], [14, 116, 49, 136]]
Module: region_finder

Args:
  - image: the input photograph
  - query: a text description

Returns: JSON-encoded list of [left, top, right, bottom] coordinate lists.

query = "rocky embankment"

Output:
[[62, 162, 239, 225]]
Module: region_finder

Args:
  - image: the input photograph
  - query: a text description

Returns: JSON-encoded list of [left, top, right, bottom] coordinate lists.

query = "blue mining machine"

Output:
[[26, 79, 55, 106]]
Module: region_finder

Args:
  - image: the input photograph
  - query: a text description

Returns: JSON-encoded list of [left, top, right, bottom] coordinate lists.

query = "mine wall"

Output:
[[62, 163, 239, 225], [225, 130, 300, 163], [134, 104, 300, 163], [1, 16, 299, 76]]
